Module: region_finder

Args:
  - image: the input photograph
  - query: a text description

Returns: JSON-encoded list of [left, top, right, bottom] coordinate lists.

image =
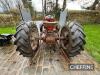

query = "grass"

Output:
[[0, 27, 16, 34], [84, 23, 100, 63]]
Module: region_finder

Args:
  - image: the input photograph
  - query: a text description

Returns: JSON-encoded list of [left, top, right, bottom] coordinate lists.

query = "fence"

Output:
[[68, 10, 100, 24], [0, 10, 100, 27], [0, 14, 20, 27]]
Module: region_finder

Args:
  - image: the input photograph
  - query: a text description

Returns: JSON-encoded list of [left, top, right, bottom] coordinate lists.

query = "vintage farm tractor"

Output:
[[14, 9, 86, 58]]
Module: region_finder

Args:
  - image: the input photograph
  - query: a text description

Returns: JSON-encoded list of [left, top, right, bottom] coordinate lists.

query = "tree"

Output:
[[80, 0, 100, 10], [96, 2, 100, 10], [0, 0, 11, 12], [21, 0, 34, 16], [55, 0, 58, 11], [44, 0, 47, 15], [62, 0, 67, 10], [42, 0, 43, 10], [22, 0, 28, 8], [53, 0, 60, 19], [87, 0, 99, 10]]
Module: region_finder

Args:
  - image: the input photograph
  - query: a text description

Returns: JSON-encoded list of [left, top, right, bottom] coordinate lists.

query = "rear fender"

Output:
[[35, 21, 43, 37]]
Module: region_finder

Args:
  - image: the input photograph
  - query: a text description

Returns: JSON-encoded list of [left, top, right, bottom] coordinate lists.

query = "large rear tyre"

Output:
[[68, 21, 86, 57], [61, 21, 86, 57], [14, 22, 39, 57]]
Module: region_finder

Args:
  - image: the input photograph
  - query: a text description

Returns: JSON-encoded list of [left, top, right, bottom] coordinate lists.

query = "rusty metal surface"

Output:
[[45, 36, 56, 44], [0, 45, 100, 75]]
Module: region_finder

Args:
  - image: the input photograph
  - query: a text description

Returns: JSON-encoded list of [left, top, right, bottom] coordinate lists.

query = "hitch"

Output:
[[36, 37, 65, 40], [36, 36, 65, 44]]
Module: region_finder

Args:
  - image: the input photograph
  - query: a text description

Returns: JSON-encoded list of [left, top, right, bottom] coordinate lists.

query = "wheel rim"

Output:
[[30, 27, 39, 51], [60, 27, 72, 52]]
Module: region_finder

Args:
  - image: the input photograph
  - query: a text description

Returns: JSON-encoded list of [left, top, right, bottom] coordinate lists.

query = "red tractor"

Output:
[[14, 13, 86, 58], [40, 15, 59, 45]]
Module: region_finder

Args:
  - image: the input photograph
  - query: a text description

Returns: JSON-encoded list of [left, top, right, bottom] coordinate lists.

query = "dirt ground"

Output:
[[0, 45, 100, 75]]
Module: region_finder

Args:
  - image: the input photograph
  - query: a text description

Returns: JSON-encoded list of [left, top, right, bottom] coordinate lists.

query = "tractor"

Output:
[[14, 9, 86, 58]]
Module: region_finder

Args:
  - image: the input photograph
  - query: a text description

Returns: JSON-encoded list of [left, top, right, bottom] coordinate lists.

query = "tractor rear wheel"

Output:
[[68, 21, 86, 57], [61, 21, 86, 57], [14, 22, 39, 57]]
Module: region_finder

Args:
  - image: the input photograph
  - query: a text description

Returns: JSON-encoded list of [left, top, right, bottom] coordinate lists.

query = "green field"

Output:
[[0, 24, 100, 63], [84, 24, 100, 63], [0, 27, 16, 34]]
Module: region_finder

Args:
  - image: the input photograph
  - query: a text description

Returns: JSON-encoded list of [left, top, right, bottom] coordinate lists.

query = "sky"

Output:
[[0, 8, 3, 12], [32, 0, 42, 11], [32, 0, 84, 12], [0, 0, 95, 12], [0, 0, 17, 12]]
